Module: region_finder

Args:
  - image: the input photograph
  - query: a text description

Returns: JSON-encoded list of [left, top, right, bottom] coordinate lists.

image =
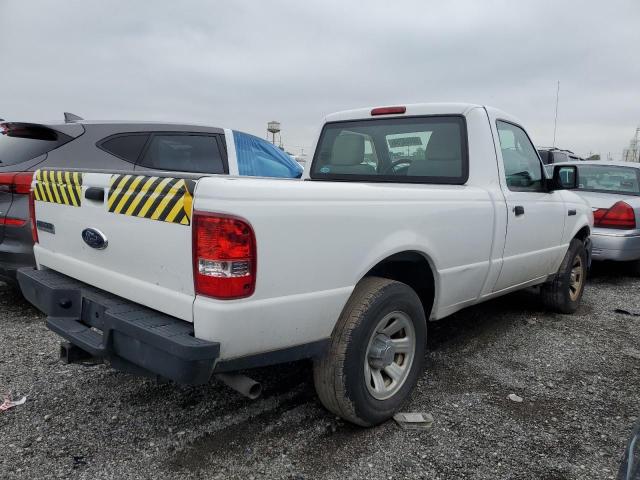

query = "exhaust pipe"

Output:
[[215, 373, 262, 400]]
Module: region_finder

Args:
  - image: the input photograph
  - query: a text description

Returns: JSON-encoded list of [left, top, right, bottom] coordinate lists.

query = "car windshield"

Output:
[[577, 165, 640, 195]]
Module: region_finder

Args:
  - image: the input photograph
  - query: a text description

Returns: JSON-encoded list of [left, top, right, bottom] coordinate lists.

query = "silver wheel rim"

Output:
[[569, 254, 584, 302], [364, 311, 416, 401]]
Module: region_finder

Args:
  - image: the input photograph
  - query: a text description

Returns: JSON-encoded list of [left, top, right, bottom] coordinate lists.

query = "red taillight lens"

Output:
[[593, 201, 636, 229], [0, 217, 27, 227], [371, 106, 406, 116], [0, 171, 34, 194], [193, 212, 256, 299], [29, 189, 38, 243]]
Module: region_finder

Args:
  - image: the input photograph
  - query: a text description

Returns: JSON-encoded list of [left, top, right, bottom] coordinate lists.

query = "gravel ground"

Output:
[[1, 263, 639, 480]]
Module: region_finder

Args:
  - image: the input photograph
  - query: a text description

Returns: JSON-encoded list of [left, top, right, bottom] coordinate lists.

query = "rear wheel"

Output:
[[541, 238, 587, 314], [313, 277, 426, 426]]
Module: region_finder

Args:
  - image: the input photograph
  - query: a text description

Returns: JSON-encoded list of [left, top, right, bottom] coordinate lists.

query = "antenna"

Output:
[[552, 81, 560, 148], [64, 112, 84, 123], [623, 127, 640, 162]]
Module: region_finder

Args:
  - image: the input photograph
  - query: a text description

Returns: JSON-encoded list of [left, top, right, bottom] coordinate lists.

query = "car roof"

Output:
[[35, 120, 228, 135], [324, 102, 501, 122], [557, 160, 640, 168]]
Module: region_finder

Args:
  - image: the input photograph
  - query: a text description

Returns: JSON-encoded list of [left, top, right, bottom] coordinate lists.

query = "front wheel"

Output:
[[313, 277, 426, 426], [541, 238, 587, 314]]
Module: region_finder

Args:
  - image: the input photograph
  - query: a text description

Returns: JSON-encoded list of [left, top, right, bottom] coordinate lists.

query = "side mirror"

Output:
[[549, 165, 578, 191]]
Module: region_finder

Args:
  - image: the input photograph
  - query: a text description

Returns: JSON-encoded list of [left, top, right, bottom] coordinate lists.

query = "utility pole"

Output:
[[552, 80, 560, 148]]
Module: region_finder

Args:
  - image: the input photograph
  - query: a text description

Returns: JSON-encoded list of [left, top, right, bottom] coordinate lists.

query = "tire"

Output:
[[541, 238, 587, 314], [628, 259, 640, 277], [313, 276, 426, 427]]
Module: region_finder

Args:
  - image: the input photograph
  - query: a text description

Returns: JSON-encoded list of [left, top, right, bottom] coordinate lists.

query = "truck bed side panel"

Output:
[[192, 177, 495, 359]]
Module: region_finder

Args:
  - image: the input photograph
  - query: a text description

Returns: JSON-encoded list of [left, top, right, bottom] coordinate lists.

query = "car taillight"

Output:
[[371, 106, 406, 116], [0, 217, 27, 227], [0, 172, 34, 194], [29, 189, 38, 243], [593, 201, 636, 229], [193, 212, 256, 299]]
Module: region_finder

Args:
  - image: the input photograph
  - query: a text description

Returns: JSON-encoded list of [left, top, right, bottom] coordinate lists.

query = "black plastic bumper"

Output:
[[17, 267, 220, 385]]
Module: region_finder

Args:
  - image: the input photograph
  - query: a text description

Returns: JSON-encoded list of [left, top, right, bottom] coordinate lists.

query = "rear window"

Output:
[[577, 165, 640, 195], [138, 134, 226, 174], [310, 116, 467, 184], [98, 134, 149, 163], [0, 123, 73, 166]]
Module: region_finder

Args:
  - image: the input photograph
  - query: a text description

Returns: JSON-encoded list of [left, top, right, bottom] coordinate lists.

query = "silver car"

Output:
[[550, 161, 640, 272]]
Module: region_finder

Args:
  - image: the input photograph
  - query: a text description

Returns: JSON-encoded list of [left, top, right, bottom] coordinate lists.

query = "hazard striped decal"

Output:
[[107, 174, 195, 225], [33, 170, 83, 207]]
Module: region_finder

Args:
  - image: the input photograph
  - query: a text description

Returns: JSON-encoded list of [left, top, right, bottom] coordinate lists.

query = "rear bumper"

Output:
[[18, 267, 220, 384], [0, 236, 35, 285], [591, 229, 640, 262]]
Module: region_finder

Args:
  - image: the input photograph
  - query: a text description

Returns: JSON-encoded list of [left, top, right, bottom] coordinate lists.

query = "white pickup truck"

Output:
[[19, 103, 593, 426]]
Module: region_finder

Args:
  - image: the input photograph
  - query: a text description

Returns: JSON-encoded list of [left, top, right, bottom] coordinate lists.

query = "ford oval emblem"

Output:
[[81, 228, 108, 250]]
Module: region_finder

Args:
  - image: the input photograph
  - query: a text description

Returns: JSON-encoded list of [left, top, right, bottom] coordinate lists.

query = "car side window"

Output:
[[496, 121, 543, 192], [98, 134, 149, 163], [139, 134, 225, 174]]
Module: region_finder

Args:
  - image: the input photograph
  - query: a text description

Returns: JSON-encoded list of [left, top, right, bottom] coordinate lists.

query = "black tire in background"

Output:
[[541, 238, 587, 314], [313, 277, 426, 427], [628, 259, 640, 277]]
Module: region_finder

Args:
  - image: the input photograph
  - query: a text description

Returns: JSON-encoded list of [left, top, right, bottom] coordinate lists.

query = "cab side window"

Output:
[[497, 121, 543, 192]]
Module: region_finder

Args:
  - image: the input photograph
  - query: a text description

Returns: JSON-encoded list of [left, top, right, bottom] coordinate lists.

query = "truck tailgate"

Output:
[[32, 170, 197, 321]]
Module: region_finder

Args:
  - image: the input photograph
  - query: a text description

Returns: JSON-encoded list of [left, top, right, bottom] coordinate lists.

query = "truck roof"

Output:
[[324, 102, 513, 123]]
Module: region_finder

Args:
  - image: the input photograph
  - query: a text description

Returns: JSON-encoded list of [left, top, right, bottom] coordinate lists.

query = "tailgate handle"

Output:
[[85, 187, 105, 202]]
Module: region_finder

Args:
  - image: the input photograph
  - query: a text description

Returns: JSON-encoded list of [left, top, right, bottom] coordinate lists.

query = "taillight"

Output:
[[29, 189, 38, 243], [371, 106, 406, 116], [193, 212, 256, 299], [593, 201, 636, 229], [0, 172, 34, 194], [0, 217, 27, 227]]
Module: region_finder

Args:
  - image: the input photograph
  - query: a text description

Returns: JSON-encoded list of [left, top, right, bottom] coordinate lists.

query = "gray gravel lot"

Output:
[[1, 264, 639, 480]]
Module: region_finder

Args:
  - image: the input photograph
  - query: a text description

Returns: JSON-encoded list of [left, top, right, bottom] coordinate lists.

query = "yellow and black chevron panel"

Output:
[[33, 170, 83, 207], [107, 174, 195, 226]]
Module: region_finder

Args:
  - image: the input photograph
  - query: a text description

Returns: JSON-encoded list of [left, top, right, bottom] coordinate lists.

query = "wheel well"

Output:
[[574, 226, 590, 243], [364, 251, 435, 319]]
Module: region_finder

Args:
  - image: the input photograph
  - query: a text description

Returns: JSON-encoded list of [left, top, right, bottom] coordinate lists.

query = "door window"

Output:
[[139, 134, 225, 174], [497, 121, 543, 192]]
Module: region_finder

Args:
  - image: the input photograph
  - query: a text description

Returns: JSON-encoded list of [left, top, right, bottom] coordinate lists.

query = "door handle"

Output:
[[568, 209, 577, 216], [85, 187, 105, 202], [513, 205, 525, 216]]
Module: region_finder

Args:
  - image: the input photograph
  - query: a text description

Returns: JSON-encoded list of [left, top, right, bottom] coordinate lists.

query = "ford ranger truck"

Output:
[[18, 103, 593, 426]]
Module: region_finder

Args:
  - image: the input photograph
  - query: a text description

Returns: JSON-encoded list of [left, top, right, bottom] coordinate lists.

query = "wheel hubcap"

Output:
[[364, 311, 416, 401], [368, 335, 396, 370], [569, 255, 584, 302]]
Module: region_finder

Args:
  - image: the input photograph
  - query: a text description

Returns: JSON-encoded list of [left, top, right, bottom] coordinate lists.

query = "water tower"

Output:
[[267, 121, 280, 145]]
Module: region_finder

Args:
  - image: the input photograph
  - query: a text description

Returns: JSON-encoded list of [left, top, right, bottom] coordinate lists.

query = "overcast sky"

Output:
[[1, 0, 638, 159]]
